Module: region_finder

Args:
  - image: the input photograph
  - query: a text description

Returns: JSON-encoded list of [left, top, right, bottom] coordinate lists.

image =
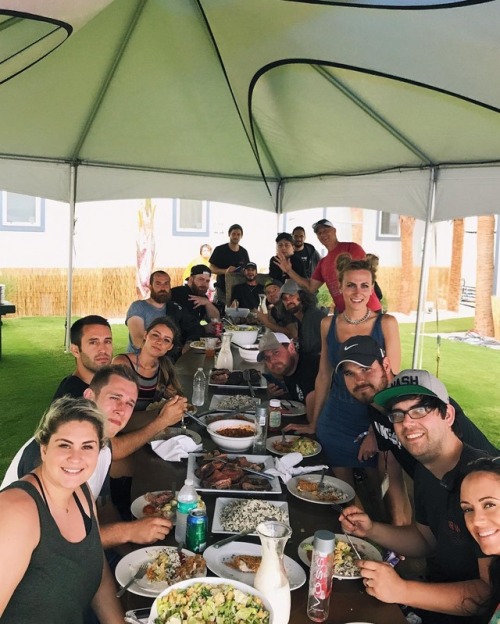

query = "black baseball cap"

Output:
[[190, 264, 211, 276], [335, 336, 386, 373]]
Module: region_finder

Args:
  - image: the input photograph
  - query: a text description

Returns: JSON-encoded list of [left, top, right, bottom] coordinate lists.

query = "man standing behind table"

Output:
[[257, 331, 319, 422], [274, 219, 381, 313], [340, 370, 494, 624], [230, 262, 265, 310], [125, 269, 203, 356], [269, 232, 307, 283], [292, 225, 321, 278], [171, 264, 220, 329], [280, 279, 326, 355], [53, 315, 113, 399], [209, 223, 250, 304]]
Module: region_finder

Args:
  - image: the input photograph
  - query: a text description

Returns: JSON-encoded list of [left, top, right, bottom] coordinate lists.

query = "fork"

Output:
[[117, 561, 149, 597], [317, 466, 327, 492], [331, 503, 362, 560]]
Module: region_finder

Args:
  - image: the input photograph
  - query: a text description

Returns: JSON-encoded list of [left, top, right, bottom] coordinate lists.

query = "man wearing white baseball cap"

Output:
[[339, 363, 496, 624]]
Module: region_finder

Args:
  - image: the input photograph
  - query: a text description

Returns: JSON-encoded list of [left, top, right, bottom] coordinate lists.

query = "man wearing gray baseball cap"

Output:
[[339, 358, 496, 624]]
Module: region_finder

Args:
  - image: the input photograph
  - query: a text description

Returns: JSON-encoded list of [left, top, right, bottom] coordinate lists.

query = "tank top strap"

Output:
[[370, 312, 385, 347], [28, 472, 49, 507]]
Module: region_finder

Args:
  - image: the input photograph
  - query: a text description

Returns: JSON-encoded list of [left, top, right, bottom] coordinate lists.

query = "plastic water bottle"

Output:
[[175, 478, 198, 544], [192, 368, 206, 407], [307, 530, 335, 622]]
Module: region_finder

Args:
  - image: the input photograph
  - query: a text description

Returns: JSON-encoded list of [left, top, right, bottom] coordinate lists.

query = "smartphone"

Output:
[[262, 373, 287, 391]]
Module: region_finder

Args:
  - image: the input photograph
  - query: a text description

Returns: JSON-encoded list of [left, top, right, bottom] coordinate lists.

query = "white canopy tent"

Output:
[[0, 0, 499, 360]]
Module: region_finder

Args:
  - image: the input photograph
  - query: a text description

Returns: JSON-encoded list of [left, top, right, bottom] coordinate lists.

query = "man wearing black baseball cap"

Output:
[[337, 336, 497, 624], [269, 232, 307, 283], [171, 264, 220, 330], [273, 219, 381, 314], [229, 261, 264, 310]]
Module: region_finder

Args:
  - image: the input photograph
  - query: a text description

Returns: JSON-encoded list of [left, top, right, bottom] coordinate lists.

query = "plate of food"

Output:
[[266, 435, 322, 457], [298, 535, 382, 579], [286, 474, 355, 505], [187, 452, 281, 494], [203, 541, 306, 591], [189, 338, 221, 352], [130, 490, 178, 521], [197, 411, 255, 427], [211, 497, 289, 535], [209, 394, 260, 411], [115, 546, 206, 597], [148, 577, 273, 624], [209, 369, 266, 389], [260, 400, 305, 418]]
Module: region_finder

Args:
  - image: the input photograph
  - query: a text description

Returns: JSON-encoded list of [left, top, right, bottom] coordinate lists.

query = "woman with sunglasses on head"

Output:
[[287, 254, 400, 496], [113, 316, 187, 415], [460, 457, 500, 623], [0, 397, 124, 624]]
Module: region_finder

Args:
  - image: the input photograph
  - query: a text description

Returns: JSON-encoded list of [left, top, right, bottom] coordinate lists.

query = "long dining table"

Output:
[[120, 345, 407, 624]]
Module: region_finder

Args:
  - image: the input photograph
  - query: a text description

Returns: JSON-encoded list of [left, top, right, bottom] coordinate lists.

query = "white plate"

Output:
[[190, 338, 221, 351], [297, 535, 382, 579], [211, 497, 289, 535], [260, 399, 305, 417], [115, 546, 205, 597], [208, 369, 267, 389], [209, 394, 260, 410], [187, 453, 282, 495], [148, 577, 273, 624], [203, 541, 306, 591], [266, 435, 322, 457], [152, 427, 202, 445], [130, 490, 177, 521], [286, 474, 355, 505]]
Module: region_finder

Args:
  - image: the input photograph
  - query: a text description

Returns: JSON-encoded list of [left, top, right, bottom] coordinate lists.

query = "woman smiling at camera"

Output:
[[113, 316, 186, 413], [0, 396, 124, 624], [460, 457, 500, 623]]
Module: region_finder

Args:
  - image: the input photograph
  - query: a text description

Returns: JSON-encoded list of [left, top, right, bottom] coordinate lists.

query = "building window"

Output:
[[376, 211, 400, 240], [0, 192, 45, 232], [172, 199, 209, 236]]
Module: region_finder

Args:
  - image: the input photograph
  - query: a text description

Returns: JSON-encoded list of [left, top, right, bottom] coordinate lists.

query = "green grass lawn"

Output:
[[0, 316, 498, 479]]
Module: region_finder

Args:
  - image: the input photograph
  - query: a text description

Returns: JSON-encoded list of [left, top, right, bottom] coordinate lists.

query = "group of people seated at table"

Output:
[[0, 219, 499, 624]]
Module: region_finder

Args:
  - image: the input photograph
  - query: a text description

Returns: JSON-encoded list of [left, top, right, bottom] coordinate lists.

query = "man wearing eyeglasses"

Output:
[[338, 353, 497, 624], [273, 219, 381, 313]]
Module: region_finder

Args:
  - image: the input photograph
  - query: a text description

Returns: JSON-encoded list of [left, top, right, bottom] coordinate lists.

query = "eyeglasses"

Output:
[[387, 405, 433, 424]]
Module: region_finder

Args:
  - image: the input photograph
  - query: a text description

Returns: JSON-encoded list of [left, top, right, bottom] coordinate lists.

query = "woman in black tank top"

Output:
[[0, 396, 124, 624], [113, 316, 185, 410]]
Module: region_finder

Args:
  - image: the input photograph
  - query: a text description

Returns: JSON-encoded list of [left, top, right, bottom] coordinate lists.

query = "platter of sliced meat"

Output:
[[208, 369, 266, 389], [186, 451, 281, 494]]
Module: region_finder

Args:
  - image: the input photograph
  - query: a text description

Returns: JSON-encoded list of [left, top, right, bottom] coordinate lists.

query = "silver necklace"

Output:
[[343, 308, 371, 325]]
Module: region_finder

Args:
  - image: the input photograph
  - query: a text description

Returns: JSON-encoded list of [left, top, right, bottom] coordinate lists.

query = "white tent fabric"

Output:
[[0, 0, 500, 220]]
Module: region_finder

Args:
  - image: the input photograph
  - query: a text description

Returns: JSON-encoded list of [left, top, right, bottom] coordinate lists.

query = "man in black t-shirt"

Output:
[[256, 331, 319, 422], [292, 226, 321, 278], [171, 264, 220, 329], [269, 232, 307, 283], [209, 223, 250, 302], [53, 315, 113, 400], [230, 262, 264, 309]]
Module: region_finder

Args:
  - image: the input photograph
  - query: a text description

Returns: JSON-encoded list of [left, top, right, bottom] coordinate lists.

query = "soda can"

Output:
[[186, 508, 207, 553]]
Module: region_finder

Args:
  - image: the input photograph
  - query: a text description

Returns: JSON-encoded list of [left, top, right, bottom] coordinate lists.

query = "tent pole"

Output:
[[412, 167, 437, 368], [64, 163, 77, 351]]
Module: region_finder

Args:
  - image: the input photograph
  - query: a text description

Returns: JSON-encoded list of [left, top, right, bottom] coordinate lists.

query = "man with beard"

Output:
[[53, 315, 113, 399], [171, 265, 220, 328], [292, 225, 321, 278], [337, 335, 497, 524], [256, 279, 296, 339], [126, 270, 203, 356], [339, 366, 496, 624], [257, 331, 319, 421], [230, 262, 265, 309], [269, 232, 307, 283], [209, 224, 250, 303], [280, 279, 326, 355]]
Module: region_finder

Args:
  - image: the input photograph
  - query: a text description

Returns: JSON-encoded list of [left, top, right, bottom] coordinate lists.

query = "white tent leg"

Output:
[[412, 167, 437, 368], [64, 164, 77, 352]]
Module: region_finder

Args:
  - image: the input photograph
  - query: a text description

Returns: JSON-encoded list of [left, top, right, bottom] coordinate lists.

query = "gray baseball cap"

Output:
[[257, 331, 289, 362], [374, 369, 449, 407], [279, 279, 300, 296]]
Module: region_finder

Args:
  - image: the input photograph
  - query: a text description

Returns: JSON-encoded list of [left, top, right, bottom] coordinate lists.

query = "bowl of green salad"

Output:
[[148, 577, 274, 623]]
